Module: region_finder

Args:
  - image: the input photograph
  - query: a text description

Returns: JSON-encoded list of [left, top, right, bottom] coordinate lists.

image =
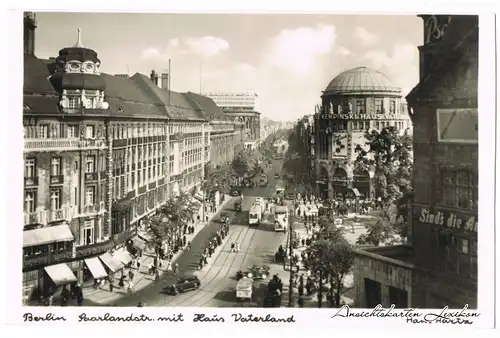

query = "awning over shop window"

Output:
[[44, 263, 78, 286], [132, 236, 147, 250], [99, 252, 124, 273], [113, 248, 133, 265], [349, 188, 363, 197], [84, 257, 108, 279], [23, 224, 74, 248]]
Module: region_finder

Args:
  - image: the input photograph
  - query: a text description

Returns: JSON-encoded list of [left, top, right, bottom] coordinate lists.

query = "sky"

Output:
[[34, 13, 423, 121]]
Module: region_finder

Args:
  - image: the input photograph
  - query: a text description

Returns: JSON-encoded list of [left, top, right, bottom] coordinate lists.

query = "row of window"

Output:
[[183, 148, 203, 167], [24, 122, 206, 140], [167, 123, 203, 135], [111, 123, 165, 140], [330, 98, 398, 114], [130, 163, 167, 190], [441, 169, 478, 210], [441, 233, 478, 278], [25, 156, 101, 179], [24, 185, 99, 213]]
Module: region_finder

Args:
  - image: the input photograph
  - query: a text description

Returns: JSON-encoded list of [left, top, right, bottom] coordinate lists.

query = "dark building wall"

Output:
[[408, 15, 478, 307]]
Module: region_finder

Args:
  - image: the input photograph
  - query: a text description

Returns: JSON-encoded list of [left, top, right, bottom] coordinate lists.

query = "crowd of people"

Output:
[[198, 220, 229, 270]]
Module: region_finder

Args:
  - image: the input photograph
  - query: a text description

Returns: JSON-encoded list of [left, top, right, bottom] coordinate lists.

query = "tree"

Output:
[[304, 227, 355, 308], [354, 126, 413, 205], [231, 149, 262, 177], [144, 192, 200, 251], [203, 163, 234, 195], [355, 206, 407, 247]]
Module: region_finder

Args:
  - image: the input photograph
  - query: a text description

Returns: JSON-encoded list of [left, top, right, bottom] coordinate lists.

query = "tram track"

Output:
[[171, 225, 256, 307]]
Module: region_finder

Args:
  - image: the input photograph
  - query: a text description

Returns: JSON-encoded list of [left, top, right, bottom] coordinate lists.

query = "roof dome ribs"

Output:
[[324, 66, 402, 95]]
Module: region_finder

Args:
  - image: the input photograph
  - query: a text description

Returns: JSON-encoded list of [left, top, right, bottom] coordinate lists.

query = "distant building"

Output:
[[353, 15, 478, 309], [313, 66, 412, 200], [205, 91, 261, 149]]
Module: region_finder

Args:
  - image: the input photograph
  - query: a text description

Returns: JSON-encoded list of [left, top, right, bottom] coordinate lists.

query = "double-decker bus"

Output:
[[274, 205, 288, 232]]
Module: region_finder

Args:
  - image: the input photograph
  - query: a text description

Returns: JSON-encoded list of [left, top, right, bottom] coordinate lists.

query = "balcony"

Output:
[[84, 172, 98, 182], [48, 206, 76, 223], [82, 203, 105, 215], [24, 211, 43, 226], [24, 138, 107, 152], [24, 176, 38, 187], [50, 175, 64, 185]]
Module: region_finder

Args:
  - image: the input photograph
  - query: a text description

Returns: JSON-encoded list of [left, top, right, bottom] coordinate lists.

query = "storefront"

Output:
[[99, 252, 124, 276], [43, 262, 78, 295], [332, 168, 348, 199], [352, 169, 371, 198], [82, 256, 108, 287]]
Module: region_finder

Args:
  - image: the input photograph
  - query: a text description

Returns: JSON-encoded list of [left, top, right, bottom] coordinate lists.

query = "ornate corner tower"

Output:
[[48, 29, 113, 240]]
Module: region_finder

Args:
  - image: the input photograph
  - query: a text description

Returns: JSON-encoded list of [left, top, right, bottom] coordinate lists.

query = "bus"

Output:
[[274, 205, 288, 232]]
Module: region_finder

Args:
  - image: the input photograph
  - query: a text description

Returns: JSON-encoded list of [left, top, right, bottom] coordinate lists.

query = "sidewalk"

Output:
[[83, 194, 232, 305]]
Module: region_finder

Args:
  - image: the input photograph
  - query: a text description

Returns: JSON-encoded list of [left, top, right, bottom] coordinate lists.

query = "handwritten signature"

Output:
[[331, 304, 479, 325]]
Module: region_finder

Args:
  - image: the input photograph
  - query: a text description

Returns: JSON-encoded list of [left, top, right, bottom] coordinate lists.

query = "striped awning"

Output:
[[44, 263, 78, 286], [112, 248, 133, 265], [84, 257, 108, 279], [99, 252, 124, 273], [23, 224, 74, 247]]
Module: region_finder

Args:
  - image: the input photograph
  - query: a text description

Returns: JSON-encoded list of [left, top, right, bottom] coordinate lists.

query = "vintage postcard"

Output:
[[3, 1, 496, 331]]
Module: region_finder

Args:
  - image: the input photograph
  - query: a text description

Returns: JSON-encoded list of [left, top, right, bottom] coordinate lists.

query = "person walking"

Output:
[[186, 241, 191, 252], [173, 262, 179, 274]]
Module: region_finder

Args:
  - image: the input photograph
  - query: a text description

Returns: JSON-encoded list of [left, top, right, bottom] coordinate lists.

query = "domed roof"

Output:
[[324, 67, 401, 95]]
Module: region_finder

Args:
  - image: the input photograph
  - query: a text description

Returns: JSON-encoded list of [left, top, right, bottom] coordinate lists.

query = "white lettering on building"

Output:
[[419, 208, 477, 232]]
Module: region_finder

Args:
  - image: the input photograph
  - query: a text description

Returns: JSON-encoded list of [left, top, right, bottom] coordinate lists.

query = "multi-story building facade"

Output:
[[352, 15, 478, 308], [205, 91, 261, 150], [185, 92, 244, 168], [313, 66, 412, 200], [293, 115, 314, 183], [22, 18, 240, 300]]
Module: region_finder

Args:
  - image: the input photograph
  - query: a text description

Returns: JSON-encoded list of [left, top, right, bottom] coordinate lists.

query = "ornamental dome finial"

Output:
[[74, 28, 84, 48]]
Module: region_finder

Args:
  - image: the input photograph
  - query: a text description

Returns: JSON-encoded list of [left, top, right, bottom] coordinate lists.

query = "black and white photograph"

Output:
[[3, 2, 496, 330]]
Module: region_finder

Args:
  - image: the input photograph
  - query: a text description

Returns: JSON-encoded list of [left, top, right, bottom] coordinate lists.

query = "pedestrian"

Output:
[[187, 241, 191, 252], [155, 269, 160, 281], [137, 259, 141, 270], [230, 242, 235, 253], [205, 215, 209, 223], [167, 261, 172, 273], [128, 269, 134, 281], [203, 254, 208, 265], [182, 235, 187, 247], [173, 263, 179, 274], [235, 242, 240, 253]]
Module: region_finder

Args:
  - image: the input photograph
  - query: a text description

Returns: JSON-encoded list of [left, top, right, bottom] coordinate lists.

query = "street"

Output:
[[84, 159, 286, 307]]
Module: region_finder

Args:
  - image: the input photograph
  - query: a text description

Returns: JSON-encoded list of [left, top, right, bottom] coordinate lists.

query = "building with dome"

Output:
[[313, 66, 412, 200]]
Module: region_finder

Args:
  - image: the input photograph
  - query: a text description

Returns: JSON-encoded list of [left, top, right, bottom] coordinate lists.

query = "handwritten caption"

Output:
[[331, 304, 480, 325], [23, 312, 296, 323]]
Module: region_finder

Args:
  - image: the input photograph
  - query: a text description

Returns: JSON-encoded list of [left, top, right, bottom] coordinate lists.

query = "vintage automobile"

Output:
[[273, 173, 280, 179], [220, 212, 230, 223], [236, 277, 254, 302], [234, 201, 242, 212], [255, 197, 265, 204], [163, 276, 201, 295], [230, 185, 242, 196], [236, 265, 270, 281]]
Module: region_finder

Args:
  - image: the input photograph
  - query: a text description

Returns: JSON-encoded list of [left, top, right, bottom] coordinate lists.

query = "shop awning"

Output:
[[350, 188, 363, 197], [194, 192, 204, 202], [99, 252, 124, 273], [23, 224, 74, 248], [84, 257, 108, 279], [112, 248, 133, 265], [44, 263, 78, 286]]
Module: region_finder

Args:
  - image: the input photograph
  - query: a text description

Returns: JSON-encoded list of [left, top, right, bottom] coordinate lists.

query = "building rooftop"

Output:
[[354, 245, 415, 268], [324, 66, 402, 96]]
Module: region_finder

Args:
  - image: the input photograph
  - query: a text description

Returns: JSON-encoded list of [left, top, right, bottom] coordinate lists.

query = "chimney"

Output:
[[150, 70, 157, 85], [155, 74, 159, 87], [161, 73, 169, 90], [24, 12, 37, 55]]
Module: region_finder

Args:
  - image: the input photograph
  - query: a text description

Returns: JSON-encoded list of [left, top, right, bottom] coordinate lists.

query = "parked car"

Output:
[[164, 276, 201, 295], [273, 173, 280, 179], [234, 201, 242, 212], [231, 186, 242, 196]]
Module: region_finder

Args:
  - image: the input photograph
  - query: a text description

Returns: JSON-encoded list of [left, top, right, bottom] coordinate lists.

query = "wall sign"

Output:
[[418, 207, 477, 233]]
